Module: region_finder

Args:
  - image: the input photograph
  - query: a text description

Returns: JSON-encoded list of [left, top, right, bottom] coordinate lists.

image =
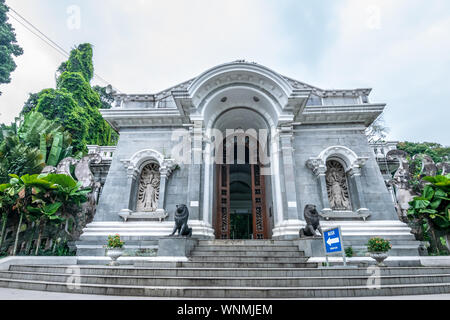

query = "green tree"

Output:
[[23, 44, 118, 152], [0, 0, 23, 96], [397, 142, 450, 164], [21, 92, 41, 115], [93, 85, 115, 109], [57, 43, 93, 83], [35, 88, 88, 153]]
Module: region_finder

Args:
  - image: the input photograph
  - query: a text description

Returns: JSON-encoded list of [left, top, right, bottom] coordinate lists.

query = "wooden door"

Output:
[[215, 163, 268, 239], [251, 164, 268, 239], [215, 164, 230, 239]]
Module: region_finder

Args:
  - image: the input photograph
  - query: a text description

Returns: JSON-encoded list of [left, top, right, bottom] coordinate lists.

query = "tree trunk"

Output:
[[426, 219, 448, 254], [0, 213, 8, 252], [12, 212, 24, 256], [25, 222, 38, 255], [34, 221, 45, 256]]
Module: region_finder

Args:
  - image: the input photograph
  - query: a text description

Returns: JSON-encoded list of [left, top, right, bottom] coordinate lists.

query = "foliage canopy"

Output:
[[22, 43, 118, 153], [398, 142, 450, 164], [0, 0, 23, 95]]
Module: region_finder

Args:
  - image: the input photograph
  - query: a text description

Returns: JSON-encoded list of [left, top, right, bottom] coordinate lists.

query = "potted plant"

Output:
[[367, 237, 392, 267], [106, 234, 125, 266]]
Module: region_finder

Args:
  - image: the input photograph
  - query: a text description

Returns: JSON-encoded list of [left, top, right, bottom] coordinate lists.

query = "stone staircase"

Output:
[[0, 240, 449, 298]]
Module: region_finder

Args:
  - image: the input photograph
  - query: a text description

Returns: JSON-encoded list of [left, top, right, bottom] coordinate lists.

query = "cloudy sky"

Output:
[[1, 0, 449, 145]]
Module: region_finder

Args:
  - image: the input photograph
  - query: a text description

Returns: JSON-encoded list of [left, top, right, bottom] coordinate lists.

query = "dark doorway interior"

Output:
[[229, 164, 253, 239]]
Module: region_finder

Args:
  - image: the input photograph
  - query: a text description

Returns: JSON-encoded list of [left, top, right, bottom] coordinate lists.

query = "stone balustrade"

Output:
[[369, 141, 399, 160], [87, 145, 116, 162]]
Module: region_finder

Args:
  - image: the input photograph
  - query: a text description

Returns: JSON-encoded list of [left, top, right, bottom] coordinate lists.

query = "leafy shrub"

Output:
[[107, 234, 124, 249], [345, 246, 354, 257], [367, 238, 392, 253]]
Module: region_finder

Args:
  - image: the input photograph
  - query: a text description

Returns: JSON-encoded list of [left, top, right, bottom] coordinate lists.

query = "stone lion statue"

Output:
[[299, 204, 323, 237], [170, 204, 192, 237]]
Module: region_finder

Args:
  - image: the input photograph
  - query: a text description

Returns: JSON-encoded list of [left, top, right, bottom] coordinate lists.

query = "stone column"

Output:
[[270, 132, 284, 228], [306, 159, 332, 214], [271, 127, 304, 240], [187, 122, 202, 220], [279, 128, 300, 220]]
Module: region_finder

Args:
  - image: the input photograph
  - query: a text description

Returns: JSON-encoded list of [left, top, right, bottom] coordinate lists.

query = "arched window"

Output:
[[325, 160, 352, 211], [136, 162, 161, 212]]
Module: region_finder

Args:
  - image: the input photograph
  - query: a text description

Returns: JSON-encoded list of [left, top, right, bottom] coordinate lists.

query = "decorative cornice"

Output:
[[297, 104, 385, 126], [107, 62, 384, 129], [100, 109, 186, 131]]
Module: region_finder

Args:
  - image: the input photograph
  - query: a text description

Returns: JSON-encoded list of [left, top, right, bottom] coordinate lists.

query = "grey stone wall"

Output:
[[292, 124, 398, 221], [95, 123, 398, 224], [94, 127, 189, 222]]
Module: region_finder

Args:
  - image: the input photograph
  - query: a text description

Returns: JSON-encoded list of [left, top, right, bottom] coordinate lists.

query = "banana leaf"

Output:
[[47, 132, 63, 167], [42, 174, 77, 189], [423, 185, 435, 200], [432, 215, 450, 229], [39, 134, 47, 164]]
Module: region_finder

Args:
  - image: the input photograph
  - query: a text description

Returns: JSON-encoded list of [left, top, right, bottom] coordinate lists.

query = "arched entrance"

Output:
[[212, 109, 273, 239]]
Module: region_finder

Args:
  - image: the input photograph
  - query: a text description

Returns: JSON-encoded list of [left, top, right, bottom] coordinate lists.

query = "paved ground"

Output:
[[0, 288, 449, 300]]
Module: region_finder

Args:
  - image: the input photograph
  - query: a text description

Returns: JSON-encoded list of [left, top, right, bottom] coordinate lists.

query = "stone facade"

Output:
[[76, 61, 421, 257]]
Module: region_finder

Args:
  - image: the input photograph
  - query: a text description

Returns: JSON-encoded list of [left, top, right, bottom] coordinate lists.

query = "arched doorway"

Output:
[[212, 109, 273, 240]]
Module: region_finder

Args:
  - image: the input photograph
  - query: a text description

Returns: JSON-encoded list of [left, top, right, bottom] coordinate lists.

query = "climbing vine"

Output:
[[22, 43, 118, 153]]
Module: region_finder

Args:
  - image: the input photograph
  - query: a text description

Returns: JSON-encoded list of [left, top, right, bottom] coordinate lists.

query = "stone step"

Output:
[[346, 246, 420, 256], [198, 240, 294, 246], [193, 245, 300, 252], [1, 271, 450, 288], [76, 240, 159, 246], [188, 256, 308, 263], [0, 277, 449, 298], [190, 251, 305, 258], [339, 234, 417, 241], [133, 261, 318, 269], [342, 240, 420, 245], [76, 245, 158, 257], [78, 235, 162, 242], [10, 265, 450, 278]]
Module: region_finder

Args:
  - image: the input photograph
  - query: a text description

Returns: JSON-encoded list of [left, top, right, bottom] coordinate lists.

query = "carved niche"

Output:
[[136, 163, 161, 212], [326, 160, 352, 211]]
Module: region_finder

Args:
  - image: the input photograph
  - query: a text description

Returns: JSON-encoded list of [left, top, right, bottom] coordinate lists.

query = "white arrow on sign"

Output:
[[327, 237, 339, 246]]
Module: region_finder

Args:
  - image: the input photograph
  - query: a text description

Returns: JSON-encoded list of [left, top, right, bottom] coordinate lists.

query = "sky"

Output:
[[0, 0, 449, 145]]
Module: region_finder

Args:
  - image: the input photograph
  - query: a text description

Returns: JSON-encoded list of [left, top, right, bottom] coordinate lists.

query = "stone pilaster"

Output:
[[306, 158, 331, 213], [187, 122, 203, 220], [157, 167, 169, 211], [348, 166, 370, 214], [123, 166, 139, 211], [279, 127, 300, 220]]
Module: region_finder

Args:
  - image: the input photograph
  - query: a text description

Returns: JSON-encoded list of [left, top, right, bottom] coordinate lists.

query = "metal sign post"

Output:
[[323, 226, 346, 267]]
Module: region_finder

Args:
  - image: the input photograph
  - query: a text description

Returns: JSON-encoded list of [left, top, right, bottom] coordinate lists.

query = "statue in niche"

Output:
[[326, 160, 351, 210], [137, 163, 161, 212]]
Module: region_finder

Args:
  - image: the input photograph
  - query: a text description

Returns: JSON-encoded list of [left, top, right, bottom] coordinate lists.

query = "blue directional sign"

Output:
[[323, 227, 344, 255]]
